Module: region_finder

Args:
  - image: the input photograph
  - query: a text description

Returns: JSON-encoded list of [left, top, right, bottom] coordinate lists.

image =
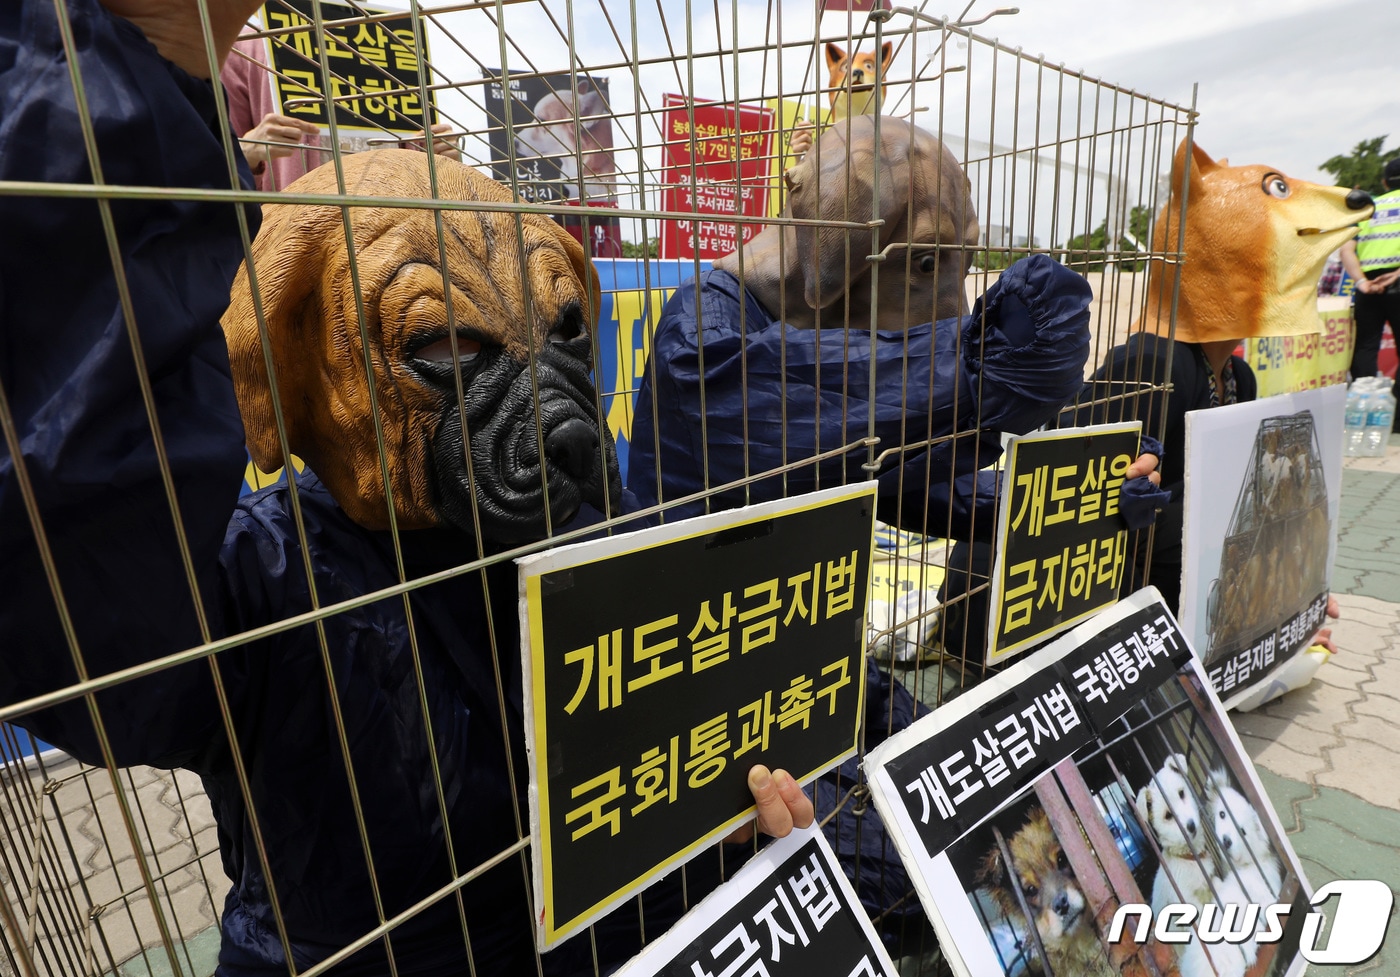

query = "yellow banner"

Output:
[[1244, 299, 1354, 397], [244, 454, 306, 494], [764, 98, 829, 218]]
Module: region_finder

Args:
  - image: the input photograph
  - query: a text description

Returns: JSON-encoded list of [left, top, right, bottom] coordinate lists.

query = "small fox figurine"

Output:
[[824, 41, 892, 117]]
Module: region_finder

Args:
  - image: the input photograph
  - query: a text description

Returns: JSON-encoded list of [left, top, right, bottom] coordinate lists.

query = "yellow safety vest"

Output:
[[1356, 186, 1400, 273]]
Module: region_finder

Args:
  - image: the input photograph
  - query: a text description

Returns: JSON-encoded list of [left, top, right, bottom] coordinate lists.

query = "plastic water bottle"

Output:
[[1344, 384, 1368, 457], [1362, 379, 1396, 457]]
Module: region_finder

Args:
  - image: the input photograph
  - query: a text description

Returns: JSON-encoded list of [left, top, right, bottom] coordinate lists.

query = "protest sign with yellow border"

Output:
[[519, 483, 877, 948], [985, 422, 1141, 666], [260, 0, 435, 137]]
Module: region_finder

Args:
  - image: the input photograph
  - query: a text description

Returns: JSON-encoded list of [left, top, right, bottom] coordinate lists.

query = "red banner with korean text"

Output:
[[659, 96, 775, 261]]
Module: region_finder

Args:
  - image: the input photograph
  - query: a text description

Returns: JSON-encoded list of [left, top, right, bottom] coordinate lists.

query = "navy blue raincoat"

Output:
[[0, 4, 548, 973], [0, 3, 924, 973], [621, 250, 1099, 958], [629, 259, 1095, 539]]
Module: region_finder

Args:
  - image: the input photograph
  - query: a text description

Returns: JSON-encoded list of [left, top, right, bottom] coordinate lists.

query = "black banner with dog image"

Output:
[[866, 589, 1311, 977], [482, 69, 622, 257], [1178, 388, 1345, 709]]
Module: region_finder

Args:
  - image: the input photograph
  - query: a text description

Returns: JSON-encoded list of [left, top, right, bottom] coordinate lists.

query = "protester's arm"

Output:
[[400, 122, 463, 161], [0, 0, 259, 768], [239, 112, 320, 170]]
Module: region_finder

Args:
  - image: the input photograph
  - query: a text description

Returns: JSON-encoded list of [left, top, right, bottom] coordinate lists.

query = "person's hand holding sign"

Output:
[[1117, 436, 1169, 531], [1313, 594, 1342, 656], [725, 765, 815, 844], [238, 113, 319, 172], [399, 122, 463, 162], [1125, 449, 1161, 486]]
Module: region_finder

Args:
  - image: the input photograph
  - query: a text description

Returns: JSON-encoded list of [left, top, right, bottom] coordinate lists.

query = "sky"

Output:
[[920, 0, 1400, 187], [406, 0, 1400, 244]]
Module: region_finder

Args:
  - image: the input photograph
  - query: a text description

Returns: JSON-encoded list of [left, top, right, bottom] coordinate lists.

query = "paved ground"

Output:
[[0, 762, 224, 977], [1231, 435, 1400, 977]]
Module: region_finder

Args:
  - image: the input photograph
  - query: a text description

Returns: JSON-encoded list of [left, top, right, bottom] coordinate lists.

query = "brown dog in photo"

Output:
[[715, 114, 978, 330], [979, 807, 1118, 977], [825, 41, 892, 110], [222, 149, 621, 541]]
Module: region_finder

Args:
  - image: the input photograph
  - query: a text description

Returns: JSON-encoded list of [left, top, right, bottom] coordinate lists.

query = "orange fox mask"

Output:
[[1140, 141, 1373, 342]]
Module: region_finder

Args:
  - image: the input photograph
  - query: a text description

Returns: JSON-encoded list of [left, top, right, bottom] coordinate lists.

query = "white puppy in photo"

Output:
[[1136, 753, 1248, 977], [1137, 753, 1216, 911], [1209, 769, 1283, 899], [1208, 768, 1284, 969]]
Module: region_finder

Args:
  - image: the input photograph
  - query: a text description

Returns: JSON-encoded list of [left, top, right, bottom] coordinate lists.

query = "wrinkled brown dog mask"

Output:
[[222, 150, 621, 542], [715, 115, 978, 329]]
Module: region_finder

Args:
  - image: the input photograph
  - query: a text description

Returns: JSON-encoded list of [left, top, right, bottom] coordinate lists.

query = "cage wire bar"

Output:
[[0, 0, 1198, 974]]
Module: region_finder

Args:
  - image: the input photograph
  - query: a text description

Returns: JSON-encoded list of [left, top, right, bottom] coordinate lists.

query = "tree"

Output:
[[972, 248, 1015, 271], [1319, 136, 1391, 195], [1057, 205, 1157, 272], [1060, 221, 1112, 272], [621, 238, 659, 259], [1127, 204, 1153, 248]]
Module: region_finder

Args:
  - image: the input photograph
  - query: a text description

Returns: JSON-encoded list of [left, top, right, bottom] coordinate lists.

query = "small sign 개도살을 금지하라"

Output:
[[260, 0, 437, 137], [985, 421, 1143, 667], [517, 483, 878, 948], [610, 825, 899, 977], [863, 587, 1314, 977]]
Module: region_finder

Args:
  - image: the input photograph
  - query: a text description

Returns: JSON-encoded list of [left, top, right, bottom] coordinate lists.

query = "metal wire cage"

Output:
[[0, 1, 1199, 975]]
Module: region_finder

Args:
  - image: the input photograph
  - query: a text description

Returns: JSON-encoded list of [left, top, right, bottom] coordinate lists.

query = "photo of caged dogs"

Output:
[[945, 672, 1299, 977]]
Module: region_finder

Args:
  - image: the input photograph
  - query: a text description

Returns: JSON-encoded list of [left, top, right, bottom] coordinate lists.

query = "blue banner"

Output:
[[593, 258, 710, 485]]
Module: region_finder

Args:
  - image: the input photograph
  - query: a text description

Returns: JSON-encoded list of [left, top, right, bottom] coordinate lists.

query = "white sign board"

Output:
[[1178, 386, 1345, 708], [864, 589, 1310, 977]]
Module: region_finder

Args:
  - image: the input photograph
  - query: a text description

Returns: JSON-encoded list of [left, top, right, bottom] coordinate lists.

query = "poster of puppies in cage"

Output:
[[1177, 386, 1345, 708], [483, 68, 622, 255], [865, 589, 1310, 977]]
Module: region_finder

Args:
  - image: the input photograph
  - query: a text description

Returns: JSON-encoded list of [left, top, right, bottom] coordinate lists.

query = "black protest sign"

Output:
[[261, 1, 434, 135], [1206, 589, 1328, 698], [1054, 599, 1193, 732], [869, 590, 1188, 861], [1180, 397, 1342, 703], [867, 589, 1314, 977], [519, 485, 876, 947], [877, 658, 1093, 858], [986, 423, 1142, 666], [614, 828, 896, 977], [482, 69, 617, 205]]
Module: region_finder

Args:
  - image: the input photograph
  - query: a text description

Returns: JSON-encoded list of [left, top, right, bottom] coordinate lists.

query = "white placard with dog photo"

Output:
[[864, 588, 1310, 977], [1178, 385, 1345, 710]]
